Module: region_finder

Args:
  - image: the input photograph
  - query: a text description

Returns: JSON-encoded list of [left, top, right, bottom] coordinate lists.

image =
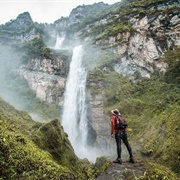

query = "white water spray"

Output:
[[62, 45, 91, 159], [54, 36, 65, 49]]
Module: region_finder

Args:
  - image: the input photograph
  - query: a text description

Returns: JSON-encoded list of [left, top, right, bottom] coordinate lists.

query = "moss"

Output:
[[138, 162, 179, 180], [94, 156, 111, 176], [31, 119, 81, 172], [0, 119, 73, 179], [0, 97, 97, 180]]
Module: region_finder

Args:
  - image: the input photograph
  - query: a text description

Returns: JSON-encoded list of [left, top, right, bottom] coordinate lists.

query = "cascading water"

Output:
[[62, 45, 91, 159], [54, 35, 65, 49]]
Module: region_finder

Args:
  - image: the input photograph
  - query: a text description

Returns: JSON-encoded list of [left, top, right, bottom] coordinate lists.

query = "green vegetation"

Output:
[[0, 120, 73, 180], [0, 0, 179, 179], [0, 97, 108, 179], [0, 98, 73, 179], [20, 37, 53, 60], [0, 12, 44, 35], [83, 44, 120, 70], [160, 47, 180, 84], [88, 47, 180, 177], [138, 162, 179, 180], [79, 0, 179, 43], [94, 22, 134, 41], [94, 156, 111, 175], [32, 119, 80, 171]]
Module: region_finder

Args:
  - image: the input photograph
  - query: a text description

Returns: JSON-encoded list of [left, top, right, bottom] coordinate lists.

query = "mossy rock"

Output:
[[94, 156, 111, 175], [139, 162, 180, 180], [0, 119, 73, 179], [31, 119, 81, 171]]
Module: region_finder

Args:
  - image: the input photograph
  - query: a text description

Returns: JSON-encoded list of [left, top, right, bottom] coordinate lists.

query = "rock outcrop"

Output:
[[0, 12, 41, 43], [18, 57, 67, 106], [54, 2, 109, 28], [90, 3, 180, 78]]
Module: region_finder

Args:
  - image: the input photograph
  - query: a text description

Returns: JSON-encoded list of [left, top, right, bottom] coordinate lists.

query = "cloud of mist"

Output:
[[0, 45, 23, 103], [0, 45, 48, 122], [0, 45, 20, 83]]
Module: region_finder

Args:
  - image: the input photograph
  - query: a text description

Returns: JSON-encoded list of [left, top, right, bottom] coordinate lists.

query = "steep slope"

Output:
[[88, 47, 180, 178], [0, 12, 42, 43], [54, 2, 109, 29], [0, 97, 81, 179]]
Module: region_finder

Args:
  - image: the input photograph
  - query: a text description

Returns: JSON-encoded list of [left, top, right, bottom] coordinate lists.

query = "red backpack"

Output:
[[115, 115, 128, 129]]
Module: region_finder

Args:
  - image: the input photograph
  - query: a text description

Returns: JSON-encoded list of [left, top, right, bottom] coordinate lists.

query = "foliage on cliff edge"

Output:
[[0, 97, 98, 179], [88, 47, 180, 178]]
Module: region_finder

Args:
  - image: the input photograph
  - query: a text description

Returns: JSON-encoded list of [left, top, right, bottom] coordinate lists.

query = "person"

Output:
[[110, 109, 135, 164]]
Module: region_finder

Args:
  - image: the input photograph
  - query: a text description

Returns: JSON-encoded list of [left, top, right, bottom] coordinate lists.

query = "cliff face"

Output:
[[18, 57, 67, 106], [54, 2, 109, 29], [48, 1, 180, 80], [69, 0, 179, 78], [1, 1, 179, 107]]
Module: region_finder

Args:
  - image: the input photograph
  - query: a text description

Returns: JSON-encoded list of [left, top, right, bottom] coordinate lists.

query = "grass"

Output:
[[0, 97, 107, 180], [31, 119, 81, 172], [0, 98, 77, 179], [0, 118, 73, 179], [87, 47, 180, 177]]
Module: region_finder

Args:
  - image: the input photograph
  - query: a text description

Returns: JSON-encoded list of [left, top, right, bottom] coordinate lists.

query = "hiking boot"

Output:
[[129, 157, 135, 163], [113, 158, 122, 164]]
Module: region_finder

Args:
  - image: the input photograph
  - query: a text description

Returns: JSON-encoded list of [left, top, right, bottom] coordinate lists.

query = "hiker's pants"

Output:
[[115, 131, 133, 158]]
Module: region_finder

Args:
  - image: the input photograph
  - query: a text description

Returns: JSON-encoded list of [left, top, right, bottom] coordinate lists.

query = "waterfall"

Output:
[[54, 35, 65, 49], [62, 45, 90, 159]]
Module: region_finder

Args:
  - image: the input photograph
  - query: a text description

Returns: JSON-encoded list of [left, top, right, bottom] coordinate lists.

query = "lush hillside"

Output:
[[0, 97, 105, 179], [88, 47, 180, 178]]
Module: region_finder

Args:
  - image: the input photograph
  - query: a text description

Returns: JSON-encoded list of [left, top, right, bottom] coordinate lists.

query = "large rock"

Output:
[[18, 68, 65, 106], [94, 9, 179, 78], [17, 55, 69, 106]]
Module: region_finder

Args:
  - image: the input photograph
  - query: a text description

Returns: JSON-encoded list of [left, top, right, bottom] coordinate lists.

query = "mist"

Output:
[[0, 45, 22, 100], [0, 44, 53, 122]]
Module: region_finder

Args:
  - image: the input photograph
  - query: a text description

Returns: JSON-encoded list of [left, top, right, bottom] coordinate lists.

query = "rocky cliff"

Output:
[[63, 0, 180, 78], [0, 12, 41, 43], [18, 57, 67, 106]]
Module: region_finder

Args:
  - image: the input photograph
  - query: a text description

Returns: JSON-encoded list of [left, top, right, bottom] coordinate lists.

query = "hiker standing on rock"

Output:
[[110, 109, 135, 164]]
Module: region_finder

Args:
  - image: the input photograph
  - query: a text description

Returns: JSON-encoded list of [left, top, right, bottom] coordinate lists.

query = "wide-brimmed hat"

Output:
[[111, 109, 120, 115]]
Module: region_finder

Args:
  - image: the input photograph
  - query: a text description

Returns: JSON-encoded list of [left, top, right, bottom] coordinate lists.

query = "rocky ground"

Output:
[[96, 160, 146, 180]]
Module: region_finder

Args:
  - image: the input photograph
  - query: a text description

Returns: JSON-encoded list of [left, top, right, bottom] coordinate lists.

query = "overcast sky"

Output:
[[0, 0, 120, 25]]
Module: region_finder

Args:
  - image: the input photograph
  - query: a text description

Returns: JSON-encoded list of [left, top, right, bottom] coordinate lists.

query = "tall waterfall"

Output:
[[62, 45, 90, 159]]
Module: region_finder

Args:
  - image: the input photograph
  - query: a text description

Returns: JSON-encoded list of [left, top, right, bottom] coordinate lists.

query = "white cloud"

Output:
[[0, 0, 120, 24]]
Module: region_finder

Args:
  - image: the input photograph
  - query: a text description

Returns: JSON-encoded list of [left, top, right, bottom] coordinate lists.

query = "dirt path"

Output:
[[96, 160, 146, 180]]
